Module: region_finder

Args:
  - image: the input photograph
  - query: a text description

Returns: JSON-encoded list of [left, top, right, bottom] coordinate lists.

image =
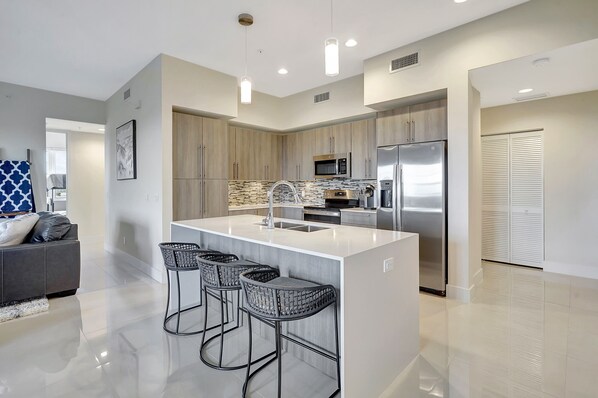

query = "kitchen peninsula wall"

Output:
[[229, 179, 376, 207]]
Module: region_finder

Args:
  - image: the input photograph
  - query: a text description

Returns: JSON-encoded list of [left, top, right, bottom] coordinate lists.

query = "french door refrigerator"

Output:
[[377, 141, 447, 295]]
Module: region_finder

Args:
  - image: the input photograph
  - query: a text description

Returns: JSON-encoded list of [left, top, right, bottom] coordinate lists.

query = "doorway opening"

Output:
[[45, 118, 106, 243]]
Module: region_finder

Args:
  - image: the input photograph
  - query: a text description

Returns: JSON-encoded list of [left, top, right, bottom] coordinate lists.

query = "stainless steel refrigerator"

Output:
[[377, 141, 447, 295]]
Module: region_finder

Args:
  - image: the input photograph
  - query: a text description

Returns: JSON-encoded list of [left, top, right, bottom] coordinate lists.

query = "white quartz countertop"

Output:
[[172, 215, 416, 261], [339, 207, 377, 214]]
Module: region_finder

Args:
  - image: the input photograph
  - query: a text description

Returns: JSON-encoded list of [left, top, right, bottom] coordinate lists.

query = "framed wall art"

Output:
[[116, 120, 137, 180]]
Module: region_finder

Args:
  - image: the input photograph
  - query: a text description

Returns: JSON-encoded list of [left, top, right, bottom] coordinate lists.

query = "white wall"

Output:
[[105, 54, 239, 281], [363, 0, 598, 299], [0, 82, 105, 209], [67, 131, 105, 242], [280, 74, 375, 131], [105, 55, 164, 280], [481, 90, 598, 279]]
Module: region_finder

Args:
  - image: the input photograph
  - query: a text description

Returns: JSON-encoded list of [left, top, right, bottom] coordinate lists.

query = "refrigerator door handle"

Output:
[[398, 164, 403, 231], [393, 164, 400, 230]]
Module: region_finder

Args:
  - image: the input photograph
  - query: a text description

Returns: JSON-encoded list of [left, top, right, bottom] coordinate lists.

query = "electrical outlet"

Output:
[[383, 257, 394, 273]]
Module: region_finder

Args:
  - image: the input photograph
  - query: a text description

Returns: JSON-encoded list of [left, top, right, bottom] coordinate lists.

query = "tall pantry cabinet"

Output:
[[481, 131, 544, 267], [172, 112, 228, 221]]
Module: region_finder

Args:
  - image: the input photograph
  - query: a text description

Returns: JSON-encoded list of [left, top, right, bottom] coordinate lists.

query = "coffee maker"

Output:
[[359, 184, 377, 209]]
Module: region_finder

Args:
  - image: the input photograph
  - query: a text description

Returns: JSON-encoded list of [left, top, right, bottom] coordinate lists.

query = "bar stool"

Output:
[[240, 269, 341, 398], [158, 242, 220, 336], [196, 253, 275, 371]]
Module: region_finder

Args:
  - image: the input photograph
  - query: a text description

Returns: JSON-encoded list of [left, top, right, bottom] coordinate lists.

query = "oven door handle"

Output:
[[303, 209, 341, 217]]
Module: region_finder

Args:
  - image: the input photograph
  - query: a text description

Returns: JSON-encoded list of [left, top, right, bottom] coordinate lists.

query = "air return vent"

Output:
[[314, 92, 330, 103], [124, 88, 131, 101], [514, 93, 549, 102], [389, 52, 419, 73]]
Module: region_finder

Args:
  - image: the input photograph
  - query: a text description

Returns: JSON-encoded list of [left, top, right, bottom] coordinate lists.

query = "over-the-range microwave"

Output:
[[314, 153, 351, 179]]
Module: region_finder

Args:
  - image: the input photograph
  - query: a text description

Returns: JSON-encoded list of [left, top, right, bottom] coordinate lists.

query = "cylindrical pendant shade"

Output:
[[325, 37, 339, 77], [240, 76, 252, 104]]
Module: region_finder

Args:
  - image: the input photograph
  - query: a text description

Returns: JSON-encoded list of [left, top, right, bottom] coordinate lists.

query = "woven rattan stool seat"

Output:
[[239, 269, 340, 398], [196, 253, 274, 371], [158, 242, 220, 336]]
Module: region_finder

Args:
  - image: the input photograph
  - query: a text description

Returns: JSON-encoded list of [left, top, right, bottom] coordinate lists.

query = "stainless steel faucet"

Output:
[[264, 180, 301, 229]]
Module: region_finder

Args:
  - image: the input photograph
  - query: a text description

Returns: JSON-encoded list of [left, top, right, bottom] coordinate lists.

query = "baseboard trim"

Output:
[[543, 260, 598, 280], [446, 267, 484, 302], [79, 234, 104, 245], [104, 244, 164, 283]]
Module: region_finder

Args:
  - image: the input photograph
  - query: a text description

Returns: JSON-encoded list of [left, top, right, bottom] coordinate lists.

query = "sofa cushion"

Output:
[[28, 212, 72, 243], [0, 213, 40, 247]]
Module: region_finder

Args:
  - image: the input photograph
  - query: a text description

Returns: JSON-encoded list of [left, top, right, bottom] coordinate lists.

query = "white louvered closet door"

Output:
[[482, 132, 544, 267], [482, 135, 510, 263], [510, 132, 544, 267]]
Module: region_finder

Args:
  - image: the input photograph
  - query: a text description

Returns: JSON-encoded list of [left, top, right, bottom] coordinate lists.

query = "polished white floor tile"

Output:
[[2, 251, 598, 397]]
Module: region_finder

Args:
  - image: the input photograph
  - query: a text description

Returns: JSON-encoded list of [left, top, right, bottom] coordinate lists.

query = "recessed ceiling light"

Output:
[[518, 88, 534, 94], [278, 68, 288, 75], [98, 128, 105, 131], [454, 0, 467, 3], [345, 39, 358, 47]]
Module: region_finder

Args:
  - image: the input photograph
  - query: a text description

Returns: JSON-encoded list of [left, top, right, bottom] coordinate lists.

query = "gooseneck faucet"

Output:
[[264, 180, 302, 229]]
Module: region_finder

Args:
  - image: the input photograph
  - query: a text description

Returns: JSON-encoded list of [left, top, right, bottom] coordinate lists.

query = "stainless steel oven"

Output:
[[303, 189, 359, 224], [314, 153, 351, 179]]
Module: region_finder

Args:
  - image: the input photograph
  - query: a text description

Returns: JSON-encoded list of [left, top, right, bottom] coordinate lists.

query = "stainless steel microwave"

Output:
[[314, 153, 351, 179]]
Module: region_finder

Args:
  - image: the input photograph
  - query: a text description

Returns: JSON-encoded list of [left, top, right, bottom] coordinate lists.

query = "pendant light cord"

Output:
[[244, 27, 248, 76], [330, 0, 334, 33]]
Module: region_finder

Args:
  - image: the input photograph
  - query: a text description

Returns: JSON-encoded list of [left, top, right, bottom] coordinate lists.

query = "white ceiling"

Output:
[[0, 0, 528, 101], [46, 118, 105, 134], [470, 38, 598, 108]]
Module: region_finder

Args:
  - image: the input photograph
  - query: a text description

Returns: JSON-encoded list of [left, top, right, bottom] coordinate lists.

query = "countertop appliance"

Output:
[[303, 189, 359, 224], [359, 184, 376, 209], [377, 141, 447, 296], [314, 153, 351, 179]]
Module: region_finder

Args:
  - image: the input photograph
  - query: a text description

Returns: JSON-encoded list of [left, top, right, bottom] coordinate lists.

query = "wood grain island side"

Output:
[[171, 215, 419, 398]]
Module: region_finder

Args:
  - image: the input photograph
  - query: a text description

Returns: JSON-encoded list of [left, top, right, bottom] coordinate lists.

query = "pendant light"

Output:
[[324, 0, 339, 76], [239, 13, 253, 104]]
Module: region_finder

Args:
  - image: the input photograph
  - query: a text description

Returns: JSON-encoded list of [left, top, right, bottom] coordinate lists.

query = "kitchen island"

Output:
[[171, 215, 419, 398]]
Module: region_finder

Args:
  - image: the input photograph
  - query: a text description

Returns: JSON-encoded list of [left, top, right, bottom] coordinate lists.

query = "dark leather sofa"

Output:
[[0, 224, 80, 305]]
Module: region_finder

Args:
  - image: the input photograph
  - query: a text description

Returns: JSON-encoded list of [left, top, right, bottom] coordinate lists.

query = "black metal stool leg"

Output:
[[242, 313, 253, 398], [219, 291, 226, 367], [175, 271, 182, 334], [163, 270, 171, 330], [200, 288, 209, 349], [276, 321, 282, 398]]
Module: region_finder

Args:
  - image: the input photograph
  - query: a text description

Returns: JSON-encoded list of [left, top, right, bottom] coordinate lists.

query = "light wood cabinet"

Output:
[[341, 211, 376, 228], [350, 119, 377, 179], [376, 99, 447, 146], [299, 129, 316, 180], [229, 126, 282, 181], [173, 112, 228, 221], [283, 131, 315, 181], [314, 123, 351, 155], [376, 106, 410, 147]]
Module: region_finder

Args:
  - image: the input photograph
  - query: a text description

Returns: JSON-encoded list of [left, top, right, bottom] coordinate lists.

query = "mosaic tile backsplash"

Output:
[[228, 179, 377, 206]]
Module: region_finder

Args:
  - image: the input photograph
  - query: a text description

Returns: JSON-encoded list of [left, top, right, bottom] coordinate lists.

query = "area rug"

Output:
[[0, 297, 49, 323]]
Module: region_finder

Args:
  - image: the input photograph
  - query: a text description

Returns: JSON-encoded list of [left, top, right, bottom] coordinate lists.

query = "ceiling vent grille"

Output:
[[390, 52, 419, 73], [314, 92, 330, 104], [514, 93, 549, 102], [124, 88, 131, 101]]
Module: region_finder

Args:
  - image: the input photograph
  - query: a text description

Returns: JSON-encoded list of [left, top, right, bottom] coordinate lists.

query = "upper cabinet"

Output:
[[376, 99, 447, 147], [351, 119, 377, 179], [283, 130, 315, 181], [173, 112, 228, 180], [314, 123, 352, 155], [229, 126, 282, 181], [172, 112, 228, 221]]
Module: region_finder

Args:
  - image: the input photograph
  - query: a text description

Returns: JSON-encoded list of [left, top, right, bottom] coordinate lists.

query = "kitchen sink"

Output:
[[255, 221, 329, 232], [286, 225, 329, 233]]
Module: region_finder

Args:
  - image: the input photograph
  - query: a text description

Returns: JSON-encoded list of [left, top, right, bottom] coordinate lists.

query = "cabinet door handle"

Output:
[[411, 121, 415, 143], [405, 122, 410, 142], [332, 136, 335, 152], [369, 159, 372, 178], [202, 145, 206, 177], [202, 180, 206, 217]]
